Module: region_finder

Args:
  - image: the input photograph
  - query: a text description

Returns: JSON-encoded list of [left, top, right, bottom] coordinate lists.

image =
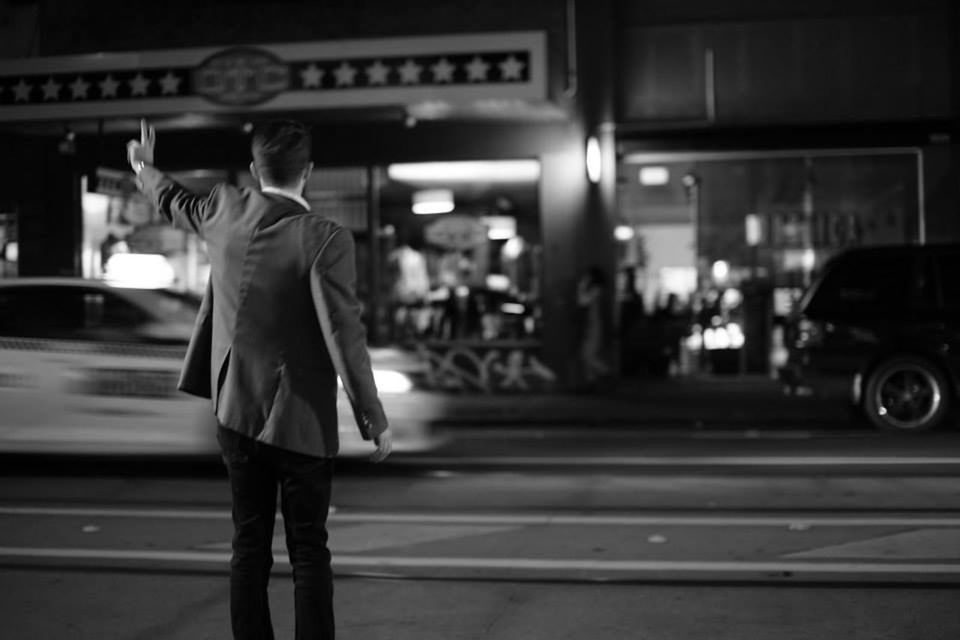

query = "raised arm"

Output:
[[127, 119, 218, 236]]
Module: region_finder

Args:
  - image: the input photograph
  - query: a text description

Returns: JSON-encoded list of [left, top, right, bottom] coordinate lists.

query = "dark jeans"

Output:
[[217, 426, 335, 640]]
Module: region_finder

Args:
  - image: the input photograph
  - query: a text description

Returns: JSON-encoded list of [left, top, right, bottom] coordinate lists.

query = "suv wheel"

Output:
[[862, 356, 951, 432]]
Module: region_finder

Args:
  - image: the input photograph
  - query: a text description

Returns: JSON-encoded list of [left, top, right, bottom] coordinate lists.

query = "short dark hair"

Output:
[[250, 120, 312, 187]]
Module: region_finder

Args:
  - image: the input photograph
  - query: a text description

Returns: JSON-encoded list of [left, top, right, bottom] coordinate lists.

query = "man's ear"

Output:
[[249, 162, 261, 187]]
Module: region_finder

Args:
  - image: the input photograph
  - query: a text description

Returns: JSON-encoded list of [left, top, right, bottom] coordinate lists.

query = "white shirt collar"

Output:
[[261, 185, 310, 211]]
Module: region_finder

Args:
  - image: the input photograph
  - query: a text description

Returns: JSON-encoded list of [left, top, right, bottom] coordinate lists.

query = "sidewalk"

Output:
[[420, 374, 852, 429]]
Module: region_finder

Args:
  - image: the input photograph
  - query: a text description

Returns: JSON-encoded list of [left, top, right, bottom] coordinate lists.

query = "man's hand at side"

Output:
[[370, 427, 393, 463], [126, 118, 155, 173]]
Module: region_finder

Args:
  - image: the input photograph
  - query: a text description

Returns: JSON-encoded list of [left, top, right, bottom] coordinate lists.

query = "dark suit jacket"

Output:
[[138, 167, 387, 457]]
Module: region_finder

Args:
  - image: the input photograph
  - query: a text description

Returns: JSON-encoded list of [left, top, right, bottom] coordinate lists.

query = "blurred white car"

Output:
[[0, 278, 436, 457]]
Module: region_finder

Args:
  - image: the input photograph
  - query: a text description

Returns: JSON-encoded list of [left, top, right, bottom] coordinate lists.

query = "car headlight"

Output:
[[338, 370, 413, 394]]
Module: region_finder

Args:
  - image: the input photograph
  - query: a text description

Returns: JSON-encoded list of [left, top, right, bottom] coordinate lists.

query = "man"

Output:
[[127, 119, 392, 640]]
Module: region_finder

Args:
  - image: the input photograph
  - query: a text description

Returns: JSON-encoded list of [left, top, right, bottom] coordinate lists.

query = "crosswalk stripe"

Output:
[[2, 505, 960, 527], [0, 546, 958, 575], [395, 455, 960, 466]]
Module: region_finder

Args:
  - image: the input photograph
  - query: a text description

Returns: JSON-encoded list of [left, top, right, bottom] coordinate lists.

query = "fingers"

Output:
[[140, 119, 156, 148], [369, 444, 390, 463], [369, 434, 392, 463], [126, 140, 141, 166]]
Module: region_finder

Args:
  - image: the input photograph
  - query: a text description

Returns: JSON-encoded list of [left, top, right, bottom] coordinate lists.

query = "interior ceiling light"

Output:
[[638, 166, 670, 186], [482, 216, 517, 240], [388, 160, 540, 184], [412, 189, 455, 215]]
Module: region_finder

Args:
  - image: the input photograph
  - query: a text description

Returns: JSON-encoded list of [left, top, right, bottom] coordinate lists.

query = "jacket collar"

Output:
[[261, 186, 310, 211]]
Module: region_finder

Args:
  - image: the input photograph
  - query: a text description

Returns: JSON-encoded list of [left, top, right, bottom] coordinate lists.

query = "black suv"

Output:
[[780, 244, 960, 431]]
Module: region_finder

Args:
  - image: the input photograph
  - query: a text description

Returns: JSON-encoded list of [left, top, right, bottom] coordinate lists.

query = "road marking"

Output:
[[0, 506, 231, 520], [2, 506, 960, 527], [0, 546, 958, 575], [394, 455, 960, 467], [444, 428, 826, 440], [785, 529, 960, 560], [198, 523, 522, 554]]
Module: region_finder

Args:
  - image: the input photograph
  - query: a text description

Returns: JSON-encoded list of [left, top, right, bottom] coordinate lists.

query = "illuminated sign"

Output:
[[193, 48, 290, 106], [425, 214, 488, 250], [0, 32, 546, 121]]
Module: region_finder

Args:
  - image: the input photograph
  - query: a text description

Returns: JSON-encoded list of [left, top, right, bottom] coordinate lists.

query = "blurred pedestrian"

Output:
[[128, 119, 391, 640], [576, 265, 611, 388], [617, 266, 647, 377]]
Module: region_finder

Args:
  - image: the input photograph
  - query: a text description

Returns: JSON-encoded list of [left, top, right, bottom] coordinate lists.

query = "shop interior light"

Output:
[[614, 224, 635, 241], [482, 215, 517, 240], [486, 274, 510, 291], [745, 213, 763, 246], [638, 166, 670, 186], [711, 260, 730, 283], [585, 136, 602, 184], [412, 189, 454, 215], [389, 160, 540, 184], [501, 236, 525, 260], [3, 241, 17, 263], [702, 322, 746, 350]]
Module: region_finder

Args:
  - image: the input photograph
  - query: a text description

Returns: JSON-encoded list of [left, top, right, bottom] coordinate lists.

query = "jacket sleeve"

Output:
[[137, 165, 221, 237], [309, 228, 388, 440]]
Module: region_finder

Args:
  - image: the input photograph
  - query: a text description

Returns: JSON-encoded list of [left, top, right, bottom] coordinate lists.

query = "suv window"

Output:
[[804, 252, 915, 319]]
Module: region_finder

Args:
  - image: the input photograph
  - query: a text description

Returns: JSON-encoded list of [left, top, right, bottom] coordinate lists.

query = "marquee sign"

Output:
[[0, 31, 546, 122]]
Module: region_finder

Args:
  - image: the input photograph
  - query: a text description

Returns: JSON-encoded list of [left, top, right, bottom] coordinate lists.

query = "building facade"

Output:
[[0, 0, 957, 388]]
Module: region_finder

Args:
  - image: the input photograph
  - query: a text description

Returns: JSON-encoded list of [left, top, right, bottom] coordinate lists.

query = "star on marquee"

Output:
[[398, 59, 422, 84], [69, 75, 90, 99], [129, 72, 151, 96], [41, 76, 62, 101], [159, 71, 182, 95], [300, 63, 324, 88], [430, 57, 455, 83], [364, 60, 390, 85], [499, 55, 526, 81], [99, 74, 119, 98], [333, 61, 357, 87], [12, 78, 31, 102], [465, 56, 490, 82]]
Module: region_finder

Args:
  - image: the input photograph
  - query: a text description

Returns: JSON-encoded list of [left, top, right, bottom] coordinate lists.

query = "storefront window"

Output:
[[376, 160, 550, 392], [377, 161, 542, 346], [616, 149, 921, 377], [80, 160, 552, 391]]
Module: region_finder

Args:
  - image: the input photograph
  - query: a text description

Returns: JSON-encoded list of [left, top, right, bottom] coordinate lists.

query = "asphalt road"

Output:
[[1, 427, 959, 639]]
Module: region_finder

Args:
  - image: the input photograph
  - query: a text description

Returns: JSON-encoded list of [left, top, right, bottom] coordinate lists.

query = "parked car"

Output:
[[780, 244, 960, 432], [0, 278, 437, 456]]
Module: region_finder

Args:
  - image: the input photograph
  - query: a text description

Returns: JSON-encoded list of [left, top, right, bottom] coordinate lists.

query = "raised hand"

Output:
[[126, 118, 155, 172]]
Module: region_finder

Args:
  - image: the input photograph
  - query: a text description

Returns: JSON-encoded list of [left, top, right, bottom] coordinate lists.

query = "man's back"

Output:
[[200, 187, 342, 453], [141, 173, 386, 457]]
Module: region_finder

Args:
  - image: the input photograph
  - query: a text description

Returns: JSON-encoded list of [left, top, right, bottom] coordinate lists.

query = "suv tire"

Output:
[[862, 356, 951, 432]]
